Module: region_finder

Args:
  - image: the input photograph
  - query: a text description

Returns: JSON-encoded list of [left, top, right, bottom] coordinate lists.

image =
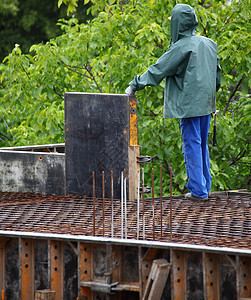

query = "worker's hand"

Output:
[[125, 86, 135, 96]]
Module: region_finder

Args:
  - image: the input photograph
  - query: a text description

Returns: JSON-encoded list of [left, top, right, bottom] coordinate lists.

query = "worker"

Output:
[[125, 4, 221, 200]]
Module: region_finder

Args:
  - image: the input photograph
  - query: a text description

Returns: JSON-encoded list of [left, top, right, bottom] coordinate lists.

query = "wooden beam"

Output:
[[142, 258, 171, 300], [128, 145, 140, 202], [129, 95, 138, 146], [141, 248, 159, 295]]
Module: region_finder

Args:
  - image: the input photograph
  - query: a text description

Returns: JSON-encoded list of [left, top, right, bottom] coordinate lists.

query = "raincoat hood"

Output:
[[171, 4, 198, 44]]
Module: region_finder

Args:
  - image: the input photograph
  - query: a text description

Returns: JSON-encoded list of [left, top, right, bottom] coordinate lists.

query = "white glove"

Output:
[[125, 86, 135, 96]]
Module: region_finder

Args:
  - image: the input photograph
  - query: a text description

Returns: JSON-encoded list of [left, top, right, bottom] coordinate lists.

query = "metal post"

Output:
[[124, 169, 127, 239], [170, 167, 172, 238], [160, 166, 163, 238], [142, 168, 145, 240], [137, 171, 140, 240], [152, 168, 155, 241]]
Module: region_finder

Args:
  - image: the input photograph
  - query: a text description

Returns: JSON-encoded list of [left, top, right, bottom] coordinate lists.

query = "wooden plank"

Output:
[[50, 241, 63, 300], [171, 249, 187, 300], [35, 290, 55, 300], [128, 145, 140, 202], [203, 252, 220, 300], [129, 95, 138, 146], [141, 248, 159, 295], [21, 238, 35, 300], [142, 258, 171, 300], [79, 243, 93, 300]]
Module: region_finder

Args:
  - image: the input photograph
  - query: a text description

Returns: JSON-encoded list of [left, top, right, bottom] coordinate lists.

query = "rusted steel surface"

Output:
[[21, 239, 35, 299], [0, 192, 251, 250]]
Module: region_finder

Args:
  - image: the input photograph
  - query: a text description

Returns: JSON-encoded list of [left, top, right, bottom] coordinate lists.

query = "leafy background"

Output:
[[0, 0, 250, 194]]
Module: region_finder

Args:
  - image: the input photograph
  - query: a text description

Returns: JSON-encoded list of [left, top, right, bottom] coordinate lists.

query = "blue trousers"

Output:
[[179, 114, 212, 198]]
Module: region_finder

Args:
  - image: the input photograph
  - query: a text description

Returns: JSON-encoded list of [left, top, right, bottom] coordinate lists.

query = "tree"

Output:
[[0, 0, 91, 61], [0, 0, 250, 193]]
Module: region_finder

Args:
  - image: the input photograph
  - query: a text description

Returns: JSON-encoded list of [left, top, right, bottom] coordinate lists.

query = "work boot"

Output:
[[185, 192, 208, 200]]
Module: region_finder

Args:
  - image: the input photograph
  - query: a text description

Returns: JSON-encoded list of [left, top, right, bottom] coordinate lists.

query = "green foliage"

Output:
[[0, 0, 250, 193], [0, 0, 92, 61]]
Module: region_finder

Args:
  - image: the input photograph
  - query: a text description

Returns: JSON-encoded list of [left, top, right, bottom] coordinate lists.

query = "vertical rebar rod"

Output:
[[152, 168, 155, 241], [137, 170, 140, 240], [102, 171, 105, 237], [111, 170, 114, 238], [92, 171, 95, 236], [170, 167, 173, 238], [121, 171, 124, 239], [160, 166, 163, 238], [142, 168, 145, 239], [124, 169, 127, 239]]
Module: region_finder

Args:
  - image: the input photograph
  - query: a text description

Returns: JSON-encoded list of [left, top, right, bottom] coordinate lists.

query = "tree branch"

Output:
[[223, 75, 245, 115], [53, 86, 64, 99]]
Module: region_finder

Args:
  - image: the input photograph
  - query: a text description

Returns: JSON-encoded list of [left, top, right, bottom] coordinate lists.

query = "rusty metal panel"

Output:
[[79, 243, 93, 300], [203, 252, 220, 300], [237, 256, 251, 299], [65, 92, 130, 198], [50, 241, 63, 300], [21, 238, 35, 300], [171, 249, 187, 300]]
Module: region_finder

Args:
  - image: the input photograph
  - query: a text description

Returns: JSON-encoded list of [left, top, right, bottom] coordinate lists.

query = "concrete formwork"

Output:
[[0, 231, 251, 300], [0, 93, 250, 300]]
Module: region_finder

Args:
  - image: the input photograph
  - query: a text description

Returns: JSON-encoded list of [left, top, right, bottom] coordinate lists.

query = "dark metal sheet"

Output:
[[65, 93, 130, 198]]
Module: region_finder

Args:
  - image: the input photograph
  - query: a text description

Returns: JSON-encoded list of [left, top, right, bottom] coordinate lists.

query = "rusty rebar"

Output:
[[124, 169, 127, 239], [160, 166, 163, 238], [111, 170, 114, 238], [152, 168, 155, 241], [92, 171, 95, 236], [121, 171, 124, 239], [102, 171, 105, 237], [170, 167, 173, 238]]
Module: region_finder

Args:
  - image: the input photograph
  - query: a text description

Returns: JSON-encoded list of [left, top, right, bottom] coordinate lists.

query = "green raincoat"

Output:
[[129, 4, 221, 118]]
